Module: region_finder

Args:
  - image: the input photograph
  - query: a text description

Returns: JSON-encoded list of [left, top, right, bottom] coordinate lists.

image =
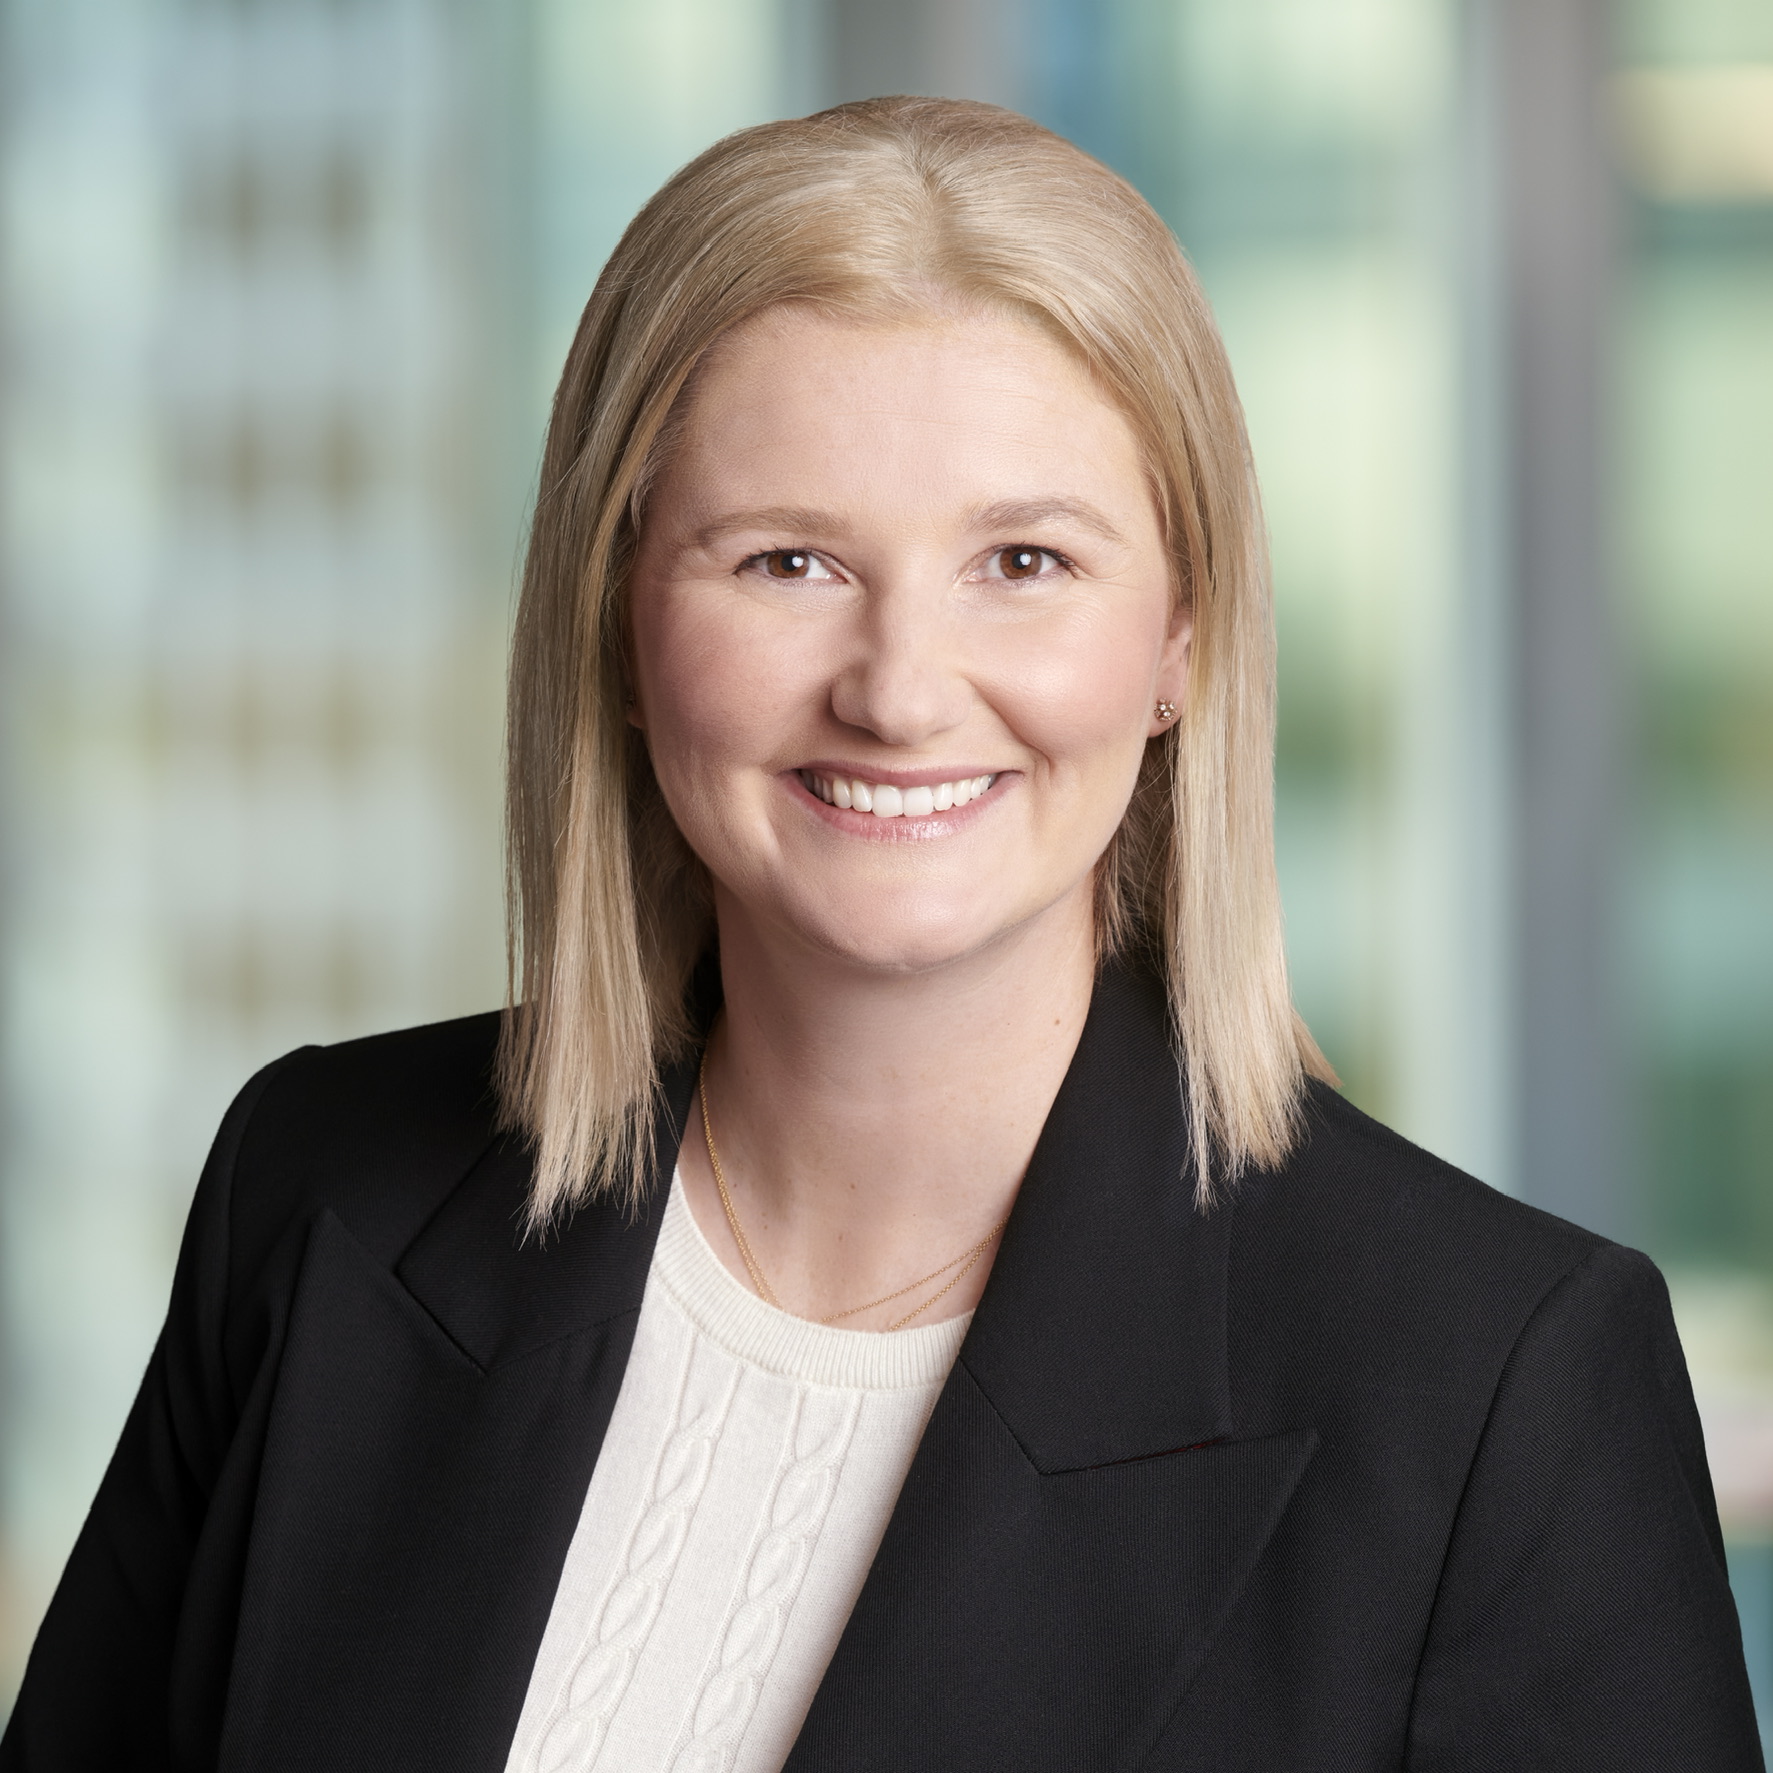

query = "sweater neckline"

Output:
[[653, 1168, 972, 1391]]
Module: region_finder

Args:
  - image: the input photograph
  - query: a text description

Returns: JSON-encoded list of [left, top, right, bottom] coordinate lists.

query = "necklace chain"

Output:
[[698, 1054, 782, 1310], [697, 1053, 1007, 1332]]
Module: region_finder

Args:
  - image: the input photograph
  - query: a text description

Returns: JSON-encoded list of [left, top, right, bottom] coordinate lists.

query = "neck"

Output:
[[679, 888, 1097, 1330]]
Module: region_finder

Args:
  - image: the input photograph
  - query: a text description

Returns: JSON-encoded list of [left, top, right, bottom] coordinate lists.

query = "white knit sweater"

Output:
[[502, 1169, 970, 1773]]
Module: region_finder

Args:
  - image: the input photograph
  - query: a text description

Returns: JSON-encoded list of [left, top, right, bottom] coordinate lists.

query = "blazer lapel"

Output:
[[787, 962, 1318, 1772], [219, 1054, 701, 1773]]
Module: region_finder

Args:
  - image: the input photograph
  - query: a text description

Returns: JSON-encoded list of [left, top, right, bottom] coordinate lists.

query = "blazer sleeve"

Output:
[[1405, 1241, 1765, 1771], [0, 1054, 298, 1773]]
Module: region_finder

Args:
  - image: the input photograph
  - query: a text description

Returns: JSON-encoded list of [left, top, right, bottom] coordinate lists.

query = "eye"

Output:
[[982, 545, 1065, 582], [746, 549, 836, 581]]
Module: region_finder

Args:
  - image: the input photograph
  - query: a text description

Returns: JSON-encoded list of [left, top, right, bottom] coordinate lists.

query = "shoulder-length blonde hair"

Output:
[[499, 95, 1333, 1226]]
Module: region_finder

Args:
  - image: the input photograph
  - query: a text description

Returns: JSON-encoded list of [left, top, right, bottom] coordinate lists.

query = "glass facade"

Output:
[[2, 0, 1768, 1725]]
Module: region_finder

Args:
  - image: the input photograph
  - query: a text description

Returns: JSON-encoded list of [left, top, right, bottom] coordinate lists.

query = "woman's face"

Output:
[[628, 304, 1188, 975]]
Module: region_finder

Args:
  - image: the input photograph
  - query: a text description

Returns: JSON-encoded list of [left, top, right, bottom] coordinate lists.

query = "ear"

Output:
[[1148, 598, 1194, 737]]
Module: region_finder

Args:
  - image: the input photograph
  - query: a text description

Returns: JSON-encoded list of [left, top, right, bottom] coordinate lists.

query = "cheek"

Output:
[[991, 600, 1167, 770], [633, 580, 820, 786]]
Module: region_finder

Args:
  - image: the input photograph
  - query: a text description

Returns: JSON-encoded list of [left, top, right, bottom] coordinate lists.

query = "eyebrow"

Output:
[[689, 497, 1130, 553], [965, 497, 1129, 548], [688, 507, 842, 552]]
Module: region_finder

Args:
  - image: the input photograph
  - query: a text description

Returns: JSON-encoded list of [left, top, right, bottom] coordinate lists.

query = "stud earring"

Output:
[[1155, 699, 1178, 723]]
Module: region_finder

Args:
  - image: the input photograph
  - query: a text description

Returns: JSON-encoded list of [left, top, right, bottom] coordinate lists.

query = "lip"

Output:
[[783, 767, 1009, 837]]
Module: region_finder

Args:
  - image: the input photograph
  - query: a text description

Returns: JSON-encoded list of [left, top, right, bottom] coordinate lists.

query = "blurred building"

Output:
[[0, 0, 520, 1670], [2, 0, 1770, 1728]]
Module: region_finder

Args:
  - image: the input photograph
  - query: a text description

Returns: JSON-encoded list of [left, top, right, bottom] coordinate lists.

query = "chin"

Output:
[[777, 888, 1057, 977]]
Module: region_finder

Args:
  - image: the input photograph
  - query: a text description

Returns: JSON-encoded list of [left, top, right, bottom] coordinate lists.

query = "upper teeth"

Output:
[[802, 772, 997, 818]]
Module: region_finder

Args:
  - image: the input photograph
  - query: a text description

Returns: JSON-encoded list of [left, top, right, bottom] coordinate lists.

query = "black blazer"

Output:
[[3, 962, 1761, 1771]]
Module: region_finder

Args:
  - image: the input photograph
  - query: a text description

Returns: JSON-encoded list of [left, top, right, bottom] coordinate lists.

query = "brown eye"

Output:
[[997, 546, 1047, 579], [764, 550, 814, 579]]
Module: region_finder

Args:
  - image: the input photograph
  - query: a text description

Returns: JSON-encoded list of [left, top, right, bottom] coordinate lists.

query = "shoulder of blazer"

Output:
[[209, 1008, 702, 1383], [1291, 1077, 1605, 1267], [219, 1011, 507, 1316], [1224, 1077, 1624, 1415]]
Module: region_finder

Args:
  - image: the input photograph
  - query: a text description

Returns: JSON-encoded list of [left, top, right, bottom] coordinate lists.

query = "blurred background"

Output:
[[1, 0, 1769, 1730]]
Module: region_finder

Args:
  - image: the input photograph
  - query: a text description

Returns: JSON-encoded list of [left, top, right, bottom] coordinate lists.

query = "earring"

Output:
[[1155, 699, 1178, 723]]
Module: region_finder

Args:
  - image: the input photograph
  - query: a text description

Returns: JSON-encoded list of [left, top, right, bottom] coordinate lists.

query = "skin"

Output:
[[628, 302, 1190, 1329]]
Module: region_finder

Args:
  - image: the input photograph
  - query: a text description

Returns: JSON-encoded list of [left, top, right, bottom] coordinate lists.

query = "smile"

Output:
[[798, 771, 997, 819]]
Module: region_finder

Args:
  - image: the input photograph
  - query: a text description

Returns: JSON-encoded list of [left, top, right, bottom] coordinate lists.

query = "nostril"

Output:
[[829, 641, 973, 747]]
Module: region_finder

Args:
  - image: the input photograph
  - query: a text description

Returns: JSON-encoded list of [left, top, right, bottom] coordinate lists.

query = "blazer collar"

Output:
[[395, 1052, 700, 1370], [398, 956, 1228, 1455], [960, 957, 1234, 1471]]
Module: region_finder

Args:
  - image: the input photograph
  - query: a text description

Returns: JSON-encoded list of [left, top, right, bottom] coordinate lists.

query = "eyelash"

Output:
[[737, 546, 1077, 583]]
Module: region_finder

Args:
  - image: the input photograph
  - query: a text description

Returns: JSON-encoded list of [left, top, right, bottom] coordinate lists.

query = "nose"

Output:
[[828, 578, 972, 747]]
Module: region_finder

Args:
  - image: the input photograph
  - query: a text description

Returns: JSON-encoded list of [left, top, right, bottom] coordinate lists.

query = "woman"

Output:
[[2, 98, 1759, 1772]]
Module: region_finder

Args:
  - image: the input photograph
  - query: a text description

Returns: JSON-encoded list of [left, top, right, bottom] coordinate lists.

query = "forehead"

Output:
[[656, 305, 1152, 523]]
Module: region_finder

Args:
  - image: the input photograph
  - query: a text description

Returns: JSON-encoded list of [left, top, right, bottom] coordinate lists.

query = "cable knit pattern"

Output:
[[503, 1173, 968, 1773], [668, 1392, 861, 1773], [532, 1342, 737, 1772]]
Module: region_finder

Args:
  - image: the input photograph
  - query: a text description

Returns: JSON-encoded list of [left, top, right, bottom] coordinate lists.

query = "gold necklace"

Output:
[[697, 1053, 1008, 1332]]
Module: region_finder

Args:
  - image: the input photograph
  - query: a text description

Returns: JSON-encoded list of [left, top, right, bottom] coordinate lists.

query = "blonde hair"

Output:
[[500, 95, 1334, 1227]]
